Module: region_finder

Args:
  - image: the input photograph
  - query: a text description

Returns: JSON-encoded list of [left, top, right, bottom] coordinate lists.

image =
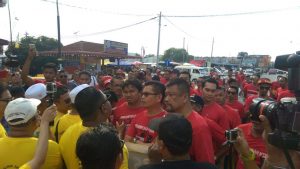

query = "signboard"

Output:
[[104, 40, 128, 55]]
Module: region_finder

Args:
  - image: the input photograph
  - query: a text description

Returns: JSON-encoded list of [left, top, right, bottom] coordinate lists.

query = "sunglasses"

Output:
[[60, 75, 67, 78], [260, 86, 270, 90], [64, 98, 71, 104], [227, 91, 236, 95]]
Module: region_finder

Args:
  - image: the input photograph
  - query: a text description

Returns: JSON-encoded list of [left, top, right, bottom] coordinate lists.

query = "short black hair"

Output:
[[152, 75, 160, 81], [158, 115, 192, 156], [76, 123, 122, 169], [9, 86, 25, 98], [43, 62, 57, 73], [179, 71, 191, 80], [110, 76, 124, 85], [172, 69, 180, 77], [144, 81, 166, 103], [166, 78, 190, 96], [201, 78, 219, 89], [75, 87, 106, 121], [79, 71, 91, 78], [122, 79, 143, 92], [53, 85, 69, 102]]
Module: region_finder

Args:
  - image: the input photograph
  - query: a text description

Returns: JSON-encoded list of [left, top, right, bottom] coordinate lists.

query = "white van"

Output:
[[174, 65, 209, 81]]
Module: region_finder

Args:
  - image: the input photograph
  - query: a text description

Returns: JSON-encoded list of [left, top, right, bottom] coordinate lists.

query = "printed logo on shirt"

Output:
[[134, 124, 156, 143]]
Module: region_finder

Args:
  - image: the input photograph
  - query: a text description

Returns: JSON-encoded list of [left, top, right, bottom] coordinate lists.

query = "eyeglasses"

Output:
[[142, 92, 158, 97], [227, 91, 236, 95], [0, 97, 13, 103]]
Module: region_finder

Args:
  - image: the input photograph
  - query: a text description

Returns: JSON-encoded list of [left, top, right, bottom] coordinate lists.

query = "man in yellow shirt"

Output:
[[59, 86, 128, 169], [0, 98, 63, 169], [0, 124, 6, 138], [55, 84, 88, 142], [51, 85, 71, 141]]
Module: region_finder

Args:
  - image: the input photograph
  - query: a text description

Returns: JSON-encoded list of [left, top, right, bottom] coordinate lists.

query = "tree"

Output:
[[5, 35, 62, 75], [161, 48, 193, 63]]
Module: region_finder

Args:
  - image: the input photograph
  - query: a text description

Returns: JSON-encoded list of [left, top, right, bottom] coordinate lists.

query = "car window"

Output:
[[193, 69, 200, 73]]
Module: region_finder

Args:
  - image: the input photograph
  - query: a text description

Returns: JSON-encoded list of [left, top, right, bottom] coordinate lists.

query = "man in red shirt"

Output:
[[113, 79, 146, 138], [200, 78, 230, 130], [236, 120, 267, 169], [109, 76, 125, 108], [164, 78, 215, 163], [179, 71, 200, 96], [244, 78, 272, 116], [243, 74, 259, 98], [276, 75, 295, 101], [125, 81, 167, 143], [226, 86, 245, 121], [215, 87, 241, 129]]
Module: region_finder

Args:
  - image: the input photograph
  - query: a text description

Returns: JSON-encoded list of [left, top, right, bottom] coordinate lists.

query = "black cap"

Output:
[[190, 95, 204, 107]]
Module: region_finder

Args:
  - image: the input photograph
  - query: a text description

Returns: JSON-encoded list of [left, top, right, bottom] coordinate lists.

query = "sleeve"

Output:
[[244, 97, 253, 113], [120, 145, 129, 169], [190, 123, 215, 164], [19, 163, 31, 169], [205, 118, 226, 145], [125, 116, 137, 138], [219, 108, 230, 130]]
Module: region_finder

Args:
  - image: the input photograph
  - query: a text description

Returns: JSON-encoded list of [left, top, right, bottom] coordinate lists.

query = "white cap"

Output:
[[69, 84, 90, 103], [25, 83, 47, 100], [4, 98, 41, 125]]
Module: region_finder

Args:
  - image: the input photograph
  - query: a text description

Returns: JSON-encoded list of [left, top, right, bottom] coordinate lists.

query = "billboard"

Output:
[[104, 40, 128, 55]]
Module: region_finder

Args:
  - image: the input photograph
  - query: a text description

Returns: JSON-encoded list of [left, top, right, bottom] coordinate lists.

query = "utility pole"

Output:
[[56, 0, 62, 58], [156, 12, 161, 65], [182, 37, 185, 63], [7, 0, 12, 44], [210, 37, 215, 67]]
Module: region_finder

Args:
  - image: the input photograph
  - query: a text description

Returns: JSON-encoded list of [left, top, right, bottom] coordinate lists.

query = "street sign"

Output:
[[104, 40, 128, 55]]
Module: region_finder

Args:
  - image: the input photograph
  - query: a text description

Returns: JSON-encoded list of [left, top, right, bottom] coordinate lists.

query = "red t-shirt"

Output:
[[201, 102, 230, 130], [204, 117, 226, 152], [226, 100, 245, 119], [126, 110, 167, 143], [190, 87, 201, 96], [277, 90, 295, 101], [160, 77, 167, 85], [112, 102, 146, 128], [244, 95, 258, 113], [236, 123, 267, 169], [244, 83, 258, 98], [115, 97, 126, 108], [187, 111, 215, 164], [223, 104, 241, 129]]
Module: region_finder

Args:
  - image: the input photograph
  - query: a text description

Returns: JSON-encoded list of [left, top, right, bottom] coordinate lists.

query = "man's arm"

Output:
[[21, 48, 36, 86], [26, 105, 57, 169]]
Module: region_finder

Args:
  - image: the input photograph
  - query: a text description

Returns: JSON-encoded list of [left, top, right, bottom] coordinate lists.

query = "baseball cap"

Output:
[[190, 95, 204, 107], [258, 78, 271, 85], [4, 98, 41, 125], [69, 84, 90, 104], [25, 83, 47, 100]]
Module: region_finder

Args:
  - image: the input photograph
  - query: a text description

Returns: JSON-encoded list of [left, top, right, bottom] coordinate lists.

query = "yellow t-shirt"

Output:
[[0, 124, 6, 138], [59, 122, 129, 169], [50, 111, 66, 139], [57, 113, 81, 142], [19, 163, 31, 169], [0, 137, 63, 169]]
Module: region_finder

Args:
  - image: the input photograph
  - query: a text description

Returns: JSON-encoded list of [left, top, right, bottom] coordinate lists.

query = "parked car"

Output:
[[268, 68, 288, 75]]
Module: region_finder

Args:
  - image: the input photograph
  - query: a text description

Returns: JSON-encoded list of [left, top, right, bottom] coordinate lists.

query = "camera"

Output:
[[225, 128, 238, 143], [249, 53, 300, 151], [46, 82, 57, 106]]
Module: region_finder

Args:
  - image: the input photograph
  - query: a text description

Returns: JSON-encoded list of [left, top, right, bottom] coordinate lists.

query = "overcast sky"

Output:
[[1, 0, 300, 60]]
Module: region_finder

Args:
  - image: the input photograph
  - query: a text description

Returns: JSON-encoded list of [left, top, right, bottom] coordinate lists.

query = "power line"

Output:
[[162, 16, 198, 39], [63, 16, 158, 38], [163, 6, 300, 18], [41, 0, 154, 17]]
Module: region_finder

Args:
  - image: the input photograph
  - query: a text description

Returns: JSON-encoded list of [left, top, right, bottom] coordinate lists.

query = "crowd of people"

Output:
[[0, 48, 299, 169]]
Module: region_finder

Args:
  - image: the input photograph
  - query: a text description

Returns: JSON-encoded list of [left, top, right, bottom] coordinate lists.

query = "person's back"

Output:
[[0, 137, 62, 169]]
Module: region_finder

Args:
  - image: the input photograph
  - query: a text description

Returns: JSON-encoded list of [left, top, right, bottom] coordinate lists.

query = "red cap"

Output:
[[258, 78, 271, 85]]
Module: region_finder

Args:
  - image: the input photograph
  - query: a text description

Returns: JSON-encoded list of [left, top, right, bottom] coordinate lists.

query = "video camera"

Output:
[[249, 52, 300, 151]]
